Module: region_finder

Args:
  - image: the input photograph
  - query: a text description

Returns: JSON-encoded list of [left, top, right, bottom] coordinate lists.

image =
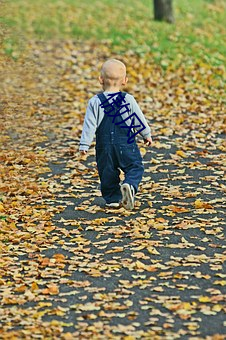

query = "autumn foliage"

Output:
[[0, 0, 225, 338]]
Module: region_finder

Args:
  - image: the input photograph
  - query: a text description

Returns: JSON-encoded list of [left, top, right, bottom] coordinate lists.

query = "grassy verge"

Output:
[[1, 0, 225, 66]]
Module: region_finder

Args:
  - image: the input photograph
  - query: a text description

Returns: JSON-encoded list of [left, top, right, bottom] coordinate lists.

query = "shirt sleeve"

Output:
[[79, 98, 98, 151], [128, 95, 151, 139]]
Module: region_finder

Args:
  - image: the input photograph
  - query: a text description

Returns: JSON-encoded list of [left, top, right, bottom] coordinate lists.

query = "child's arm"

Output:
[[79, 98, 98, 153]]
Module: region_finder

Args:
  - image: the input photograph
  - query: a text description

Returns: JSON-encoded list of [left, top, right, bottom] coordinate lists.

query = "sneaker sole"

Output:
[[120, 183, 134, 210], [105, 203, 121, 208]]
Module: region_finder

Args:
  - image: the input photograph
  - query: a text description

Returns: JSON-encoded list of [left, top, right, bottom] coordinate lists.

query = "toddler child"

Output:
[[79, 59, 152, 210]]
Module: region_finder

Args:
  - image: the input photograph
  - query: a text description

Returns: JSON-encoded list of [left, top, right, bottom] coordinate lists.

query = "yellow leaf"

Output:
[[106, 247, 124, 254], [214, 280, 226, 286], [0, 203, 5, 212], [153, 286, 164, 292], [155, 224, 167, 230], [135, 260, 157, 272], [92, 218, 108, 225], [199, 296, 211, 303], [9, 222, 16, 228], [151, 158, 160, 164], [147, 246, 160, 255], [31, 282, 39, 292], [194, 199, 213, 209], [140, 147, 146, 156], [70, 236, 85, 243], [182, 302, 194, 310], [37, 302, 52, 309], [176, 150, 187, 158], [62, 333, 74, 340], [212, 304, 223, 312], [135, 260, 147, 269], [187, 323, 199, 331]]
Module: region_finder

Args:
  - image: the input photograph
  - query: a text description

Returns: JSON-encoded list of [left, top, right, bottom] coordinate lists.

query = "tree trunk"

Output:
[[153, 0, 174, 23]]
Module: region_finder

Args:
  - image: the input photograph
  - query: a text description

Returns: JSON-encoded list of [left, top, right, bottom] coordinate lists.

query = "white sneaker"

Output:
[[120, 183, 135, 210], [105, 202, 121, 208]]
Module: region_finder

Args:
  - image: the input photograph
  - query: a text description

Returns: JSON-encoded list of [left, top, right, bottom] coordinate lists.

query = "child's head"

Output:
[[99, 59, 128, 91]]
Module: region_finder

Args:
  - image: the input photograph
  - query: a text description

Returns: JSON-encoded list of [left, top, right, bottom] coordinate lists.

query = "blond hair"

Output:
[[100, 59, 126, 87]]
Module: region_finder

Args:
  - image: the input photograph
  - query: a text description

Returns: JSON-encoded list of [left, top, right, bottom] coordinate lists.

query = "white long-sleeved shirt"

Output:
[[79, 91, 151, 151]]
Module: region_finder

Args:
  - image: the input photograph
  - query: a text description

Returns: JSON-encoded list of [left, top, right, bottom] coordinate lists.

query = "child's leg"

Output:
[[96, 146, 122, 203], [117, 143, 144, 193]]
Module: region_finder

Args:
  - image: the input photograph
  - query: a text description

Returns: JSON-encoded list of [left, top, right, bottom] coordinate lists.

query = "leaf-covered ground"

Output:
[[2, 0, 226, 67], [0, 39, 225, 339]]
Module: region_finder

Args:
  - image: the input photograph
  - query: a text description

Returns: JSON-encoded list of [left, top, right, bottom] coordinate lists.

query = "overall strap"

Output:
[[97, 92, 108, 106], [96, 92, 130, 144], [97, 92, 127, 113]]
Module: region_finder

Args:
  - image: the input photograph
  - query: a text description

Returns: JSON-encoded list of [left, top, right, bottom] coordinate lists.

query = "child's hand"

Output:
[[144, 137, 152, 146], [80, 150, 87, 155]]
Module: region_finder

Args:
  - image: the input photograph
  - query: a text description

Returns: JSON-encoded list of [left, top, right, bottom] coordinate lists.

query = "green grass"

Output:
[[1, 0, 225, 65]]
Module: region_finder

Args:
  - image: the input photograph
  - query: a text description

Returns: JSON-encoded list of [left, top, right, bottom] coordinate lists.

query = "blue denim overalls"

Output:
[[96, 92, 144, 204]]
